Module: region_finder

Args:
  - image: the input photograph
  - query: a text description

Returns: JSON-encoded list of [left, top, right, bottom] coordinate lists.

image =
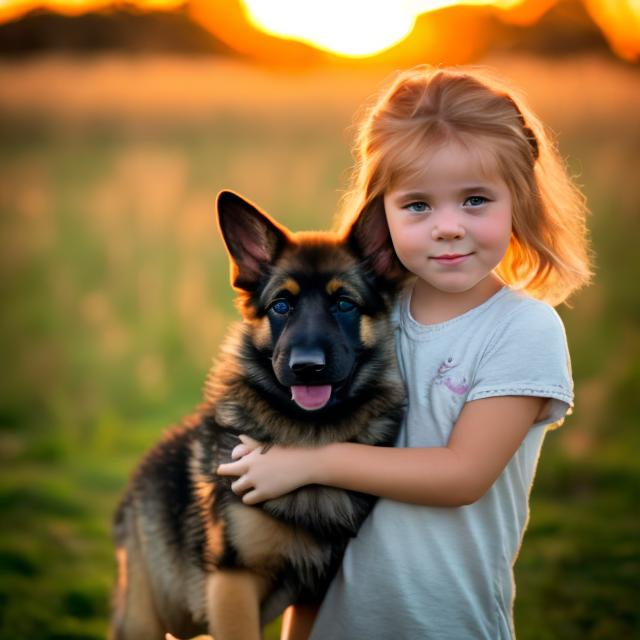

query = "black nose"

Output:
[[289, 347, 326, 373]]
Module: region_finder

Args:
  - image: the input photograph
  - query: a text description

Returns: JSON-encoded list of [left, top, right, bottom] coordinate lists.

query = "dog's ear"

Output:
[[216, 190, 291, 291], [346, 197, 406, 284]]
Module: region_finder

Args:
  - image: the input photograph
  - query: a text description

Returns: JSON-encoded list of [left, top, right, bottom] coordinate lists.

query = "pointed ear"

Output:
[[346, 197, 405, 283], [216, 190, 291, 291]]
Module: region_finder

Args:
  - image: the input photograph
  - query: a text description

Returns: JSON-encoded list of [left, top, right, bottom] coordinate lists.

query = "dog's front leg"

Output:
[[206, 569, 269, 640]]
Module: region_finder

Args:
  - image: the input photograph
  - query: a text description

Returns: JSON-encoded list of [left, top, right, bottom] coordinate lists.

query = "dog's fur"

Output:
[[110, 191, 406, 639]]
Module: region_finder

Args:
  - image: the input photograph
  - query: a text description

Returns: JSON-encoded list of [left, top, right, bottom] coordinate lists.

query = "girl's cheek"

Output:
[[473, 212, 512, 245]]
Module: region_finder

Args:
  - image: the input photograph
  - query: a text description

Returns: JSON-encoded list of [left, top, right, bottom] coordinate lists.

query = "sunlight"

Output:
[[239, 0, 530, 58], [0, 0, 184, 22], [0, 0, 637, 62], [583, 0, 640, 61], [240, 0, 415, 58]]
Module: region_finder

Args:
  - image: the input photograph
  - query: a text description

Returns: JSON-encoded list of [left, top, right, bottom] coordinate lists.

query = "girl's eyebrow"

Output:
[[391, 190, 430, 202], [460, 185, 497, 194], [391, 185, 498, 202]]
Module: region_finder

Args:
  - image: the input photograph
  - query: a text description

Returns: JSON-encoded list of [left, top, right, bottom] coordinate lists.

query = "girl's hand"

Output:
[[217, 436, 316, 505], [230, 434, 262, 460]]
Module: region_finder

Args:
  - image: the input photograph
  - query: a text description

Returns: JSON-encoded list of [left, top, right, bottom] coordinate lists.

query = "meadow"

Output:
[[0, 53, 638, 639]]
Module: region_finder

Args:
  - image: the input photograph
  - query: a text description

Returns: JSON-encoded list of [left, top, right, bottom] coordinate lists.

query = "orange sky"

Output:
[[0, 0, 638, 62]]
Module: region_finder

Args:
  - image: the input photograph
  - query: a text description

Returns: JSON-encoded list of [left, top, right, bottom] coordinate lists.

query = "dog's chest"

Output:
[[224, 503, 331, 578]]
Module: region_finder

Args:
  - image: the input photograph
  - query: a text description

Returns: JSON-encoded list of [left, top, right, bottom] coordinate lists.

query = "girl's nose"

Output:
[[432, 211, 465, 240]]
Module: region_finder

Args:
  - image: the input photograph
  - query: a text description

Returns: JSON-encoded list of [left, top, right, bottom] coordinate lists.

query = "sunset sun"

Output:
[[240, 0, 418, 58], [238, 0, 533, 58]]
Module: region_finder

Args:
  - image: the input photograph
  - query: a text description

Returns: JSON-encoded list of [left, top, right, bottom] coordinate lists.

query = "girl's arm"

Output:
[[218, 395, 545, 507]]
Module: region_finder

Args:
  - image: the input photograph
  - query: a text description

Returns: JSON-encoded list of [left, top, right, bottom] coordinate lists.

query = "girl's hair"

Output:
[[339, 65, 592, 306]]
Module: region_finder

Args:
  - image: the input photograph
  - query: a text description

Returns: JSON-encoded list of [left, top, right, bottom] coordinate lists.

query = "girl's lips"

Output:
[[431, 253, 471, 265]]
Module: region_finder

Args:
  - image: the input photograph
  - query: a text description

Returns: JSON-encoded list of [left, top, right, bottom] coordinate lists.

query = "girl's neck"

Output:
[[410, 275, 504, 326]]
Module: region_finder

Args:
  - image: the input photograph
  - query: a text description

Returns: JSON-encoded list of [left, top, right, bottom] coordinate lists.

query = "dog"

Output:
[[110, 190, 406, 639]]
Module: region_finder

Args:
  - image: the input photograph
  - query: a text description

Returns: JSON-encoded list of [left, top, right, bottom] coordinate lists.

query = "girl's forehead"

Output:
[[388, 138, 506, 191]]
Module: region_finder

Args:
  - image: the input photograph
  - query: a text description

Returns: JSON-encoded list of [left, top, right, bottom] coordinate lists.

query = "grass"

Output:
[[0, 53, 638, 639]]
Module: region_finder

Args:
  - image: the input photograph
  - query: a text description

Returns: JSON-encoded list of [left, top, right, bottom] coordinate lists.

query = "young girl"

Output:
[[217, 66, 592, 639]]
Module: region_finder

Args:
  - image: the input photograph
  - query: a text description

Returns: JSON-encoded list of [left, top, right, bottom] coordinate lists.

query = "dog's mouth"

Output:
[[290, 384, 332, 411]]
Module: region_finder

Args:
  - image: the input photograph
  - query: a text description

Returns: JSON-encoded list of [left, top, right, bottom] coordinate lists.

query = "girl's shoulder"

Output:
[[467, 288, 574, 422], [481, 287, 570, 366], [493, 287, 567, 336]]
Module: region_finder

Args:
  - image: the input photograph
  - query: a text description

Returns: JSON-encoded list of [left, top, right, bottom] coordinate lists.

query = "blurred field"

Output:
[[0, 53, 638, 639]]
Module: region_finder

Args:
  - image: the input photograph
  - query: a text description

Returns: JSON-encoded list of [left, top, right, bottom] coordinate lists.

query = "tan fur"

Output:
[[111, 545, 164, 639], [206, 570, 270, 640], [114, 547, 128, 618], [225, 503, 326, 577], [325, 277, 365, 307], [190, 441, 225, 562], [280, 277, 301, 296], [251, 316, 272, 350], [359, 316, 377, 348], [325, 277, 346, 296]]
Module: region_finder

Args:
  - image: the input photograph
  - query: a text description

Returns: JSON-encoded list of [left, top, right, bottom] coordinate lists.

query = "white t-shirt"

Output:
[[309, 286, 573, 640]]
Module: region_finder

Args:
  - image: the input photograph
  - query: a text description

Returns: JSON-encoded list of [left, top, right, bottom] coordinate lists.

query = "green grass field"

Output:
[[0, 54, 638, 639]]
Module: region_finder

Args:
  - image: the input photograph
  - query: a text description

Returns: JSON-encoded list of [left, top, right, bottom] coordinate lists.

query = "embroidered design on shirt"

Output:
[[434, 357, 469, 395]]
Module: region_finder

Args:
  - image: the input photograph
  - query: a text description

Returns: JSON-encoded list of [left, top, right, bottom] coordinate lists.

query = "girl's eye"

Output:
[[270, 299, 291, 315], [464, 195, 489, 207], [405, 201, 429, 214], [336, 298, 357, 313]]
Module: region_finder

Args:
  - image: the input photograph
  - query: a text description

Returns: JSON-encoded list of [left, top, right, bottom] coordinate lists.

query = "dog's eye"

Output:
[[270, 299, 291, 315], [336, 297, 357, 313]]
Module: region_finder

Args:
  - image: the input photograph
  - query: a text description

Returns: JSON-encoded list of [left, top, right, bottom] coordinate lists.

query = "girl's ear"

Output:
[[346, 197, 406, 283], [216, 190, 291, 291]]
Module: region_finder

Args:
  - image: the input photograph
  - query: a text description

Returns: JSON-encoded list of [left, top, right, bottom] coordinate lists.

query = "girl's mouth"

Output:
[[431, 253, 472, 265]]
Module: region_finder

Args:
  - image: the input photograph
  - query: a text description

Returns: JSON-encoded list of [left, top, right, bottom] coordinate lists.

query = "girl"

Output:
[[217, 66, 592, 639]]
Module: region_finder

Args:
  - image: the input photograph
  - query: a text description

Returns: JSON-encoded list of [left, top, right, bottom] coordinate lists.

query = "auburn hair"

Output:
[[338, 66, 592, 306]]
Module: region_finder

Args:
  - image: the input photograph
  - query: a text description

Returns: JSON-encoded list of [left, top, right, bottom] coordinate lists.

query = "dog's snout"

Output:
[[289, 347, 326, 373]]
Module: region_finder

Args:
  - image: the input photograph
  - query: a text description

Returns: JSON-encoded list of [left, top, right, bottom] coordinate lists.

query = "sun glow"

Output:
[[0, 0, 183, 22], [240, 0, 415, 58], [0, 0, 638, 62], [239, 0, 531, 58]]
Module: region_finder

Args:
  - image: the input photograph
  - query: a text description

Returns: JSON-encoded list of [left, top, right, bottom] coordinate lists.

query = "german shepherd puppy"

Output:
[[111, 190, 406, 640]]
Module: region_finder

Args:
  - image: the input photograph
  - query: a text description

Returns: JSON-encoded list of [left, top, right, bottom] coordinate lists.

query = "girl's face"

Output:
[[383, 139, 513, 301]]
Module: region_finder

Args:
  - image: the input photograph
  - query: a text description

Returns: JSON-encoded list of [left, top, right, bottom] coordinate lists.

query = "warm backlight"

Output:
[[241, 0, 414, 58], [0, 0, 638, 62], [0, 0, 184, 22], [239, 0, 528, 58]]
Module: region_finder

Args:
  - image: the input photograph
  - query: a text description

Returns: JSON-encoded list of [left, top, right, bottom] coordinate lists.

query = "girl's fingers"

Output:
[[227, 436, 260, 461], [239, 434, 261, 450], [231, 475, 253, 495], [242, 489, 262, 505], [217, 460, 245, 476], [231, 443, 251, 460]]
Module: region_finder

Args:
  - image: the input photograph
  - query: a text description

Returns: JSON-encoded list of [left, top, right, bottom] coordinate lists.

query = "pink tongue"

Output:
[[290, 385, 332, 411]]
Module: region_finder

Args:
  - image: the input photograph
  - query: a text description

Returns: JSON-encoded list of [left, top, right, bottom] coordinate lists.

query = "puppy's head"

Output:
[[216, 190, 404, 415]]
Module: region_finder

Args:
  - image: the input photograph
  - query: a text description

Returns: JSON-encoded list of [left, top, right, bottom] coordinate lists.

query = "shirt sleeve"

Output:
[[466, 300, 574, 428]]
